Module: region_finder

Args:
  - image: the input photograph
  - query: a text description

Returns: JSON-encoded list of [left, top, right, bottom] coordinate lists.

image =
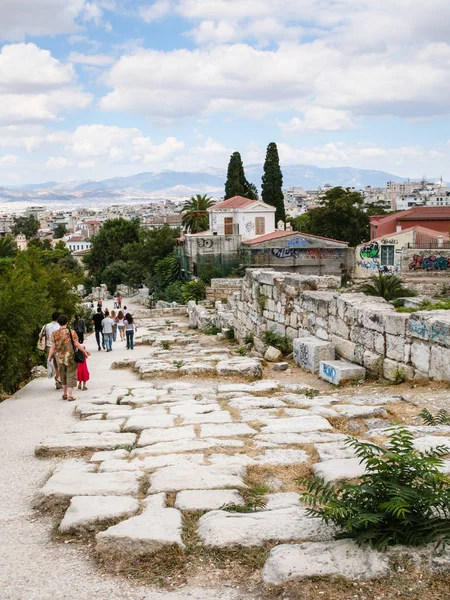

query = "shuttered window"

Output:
[[255, 217, 265, 235]]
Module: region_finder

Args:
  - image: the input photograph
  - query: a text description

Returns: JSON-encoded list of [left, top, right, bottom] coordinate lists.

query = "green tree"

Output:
[[181, 194, 214, 233], [102, 260, 129, 293], [304, 187, 370, 246], [261, 142, 286, 225], [12, 215, 40, 239], [83, 218, 140, 282], [360, 273, 415, 301], [53, 223, 67, 239], [224, 152, 258, 200], [181, 279, 206, 303], [153, 254, 181, 290], [0, 235, 17, 258], [123, 225, 180, 286], [289, 213, 311, 232]]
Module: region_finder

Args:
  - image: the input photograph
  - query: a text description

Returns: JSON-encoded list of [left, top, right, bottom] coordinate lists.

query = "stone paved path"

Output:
[[3, 302, 450, 597]]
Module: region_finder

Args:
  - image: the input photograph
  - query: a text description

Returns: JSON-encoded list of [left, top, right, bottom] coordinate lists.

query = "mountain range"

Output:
[[0, 164, 413, 204]]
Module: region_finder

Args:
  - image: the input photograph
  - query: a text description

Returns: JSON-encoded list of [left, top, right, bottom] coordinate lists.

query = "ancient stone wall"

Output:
[[206, 278, 243, 301], [230, 269, 450, 382]]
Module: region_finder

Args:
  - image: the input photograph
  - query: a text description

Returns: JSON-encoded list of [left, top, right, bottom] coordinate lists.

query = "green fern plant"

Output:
[[299, 427, 450, 550], [262, 331, 293, 355], [420, 409, 450, 426], [222, 483, 268, 513]]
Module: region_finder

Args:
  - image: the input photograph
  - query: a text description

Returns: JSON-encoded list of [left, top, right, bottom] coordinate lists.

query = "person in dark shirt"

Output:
[[92, 308, 105, 351]]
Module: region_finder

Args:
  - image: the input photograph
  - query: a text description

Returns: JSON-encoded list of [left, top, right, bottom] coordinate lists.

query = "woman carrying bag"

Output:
[[48, 315, 90, 402]]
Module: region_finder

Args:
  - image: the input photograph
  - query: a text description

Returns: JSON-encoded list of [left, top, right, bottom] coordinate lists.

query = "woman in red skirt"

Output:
[[77, 345, 90, 391]]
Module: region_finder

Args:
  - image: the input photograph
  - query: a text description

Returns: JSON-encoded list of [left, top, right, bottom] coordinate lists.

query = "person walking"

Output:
[[111, 309, 118, 342], [77, 345, 90, 391], [92, 307, 105, 351], [117, 295, 122, 309], [113, 296, 117, 309], [48, 315, 89, 401], [124, 312, 135, 350], [102, 310, 115, 352], [97, 298, 103, 311], [117, 310, 125, 341], [73, 314, 86, 343], [39, 312, 61, 389]]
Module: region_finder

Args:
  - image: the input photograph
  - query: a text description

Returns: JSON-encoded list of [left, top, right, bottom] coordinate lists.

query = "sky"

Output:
[[0, 0, 449, 185]]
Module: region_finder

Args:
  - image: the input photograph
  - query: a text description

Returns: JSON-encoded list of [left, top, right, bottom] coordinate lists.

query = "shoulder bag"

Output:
[[69, 327, 85, 363]]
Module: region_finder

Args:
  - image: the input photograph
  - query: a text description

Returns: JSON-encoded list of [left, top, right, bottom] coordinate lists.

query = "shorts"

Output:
[[58, 361, 77, 388]]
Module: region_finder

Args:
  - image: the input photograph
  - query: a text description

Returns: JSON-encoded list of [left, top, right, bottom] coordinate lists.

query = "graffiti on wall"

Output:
[[320, 362, 337, 383], [409, 254, 450, 271], [357, 260, 399, 274], [286, 237, 308, 248], [409, 319, 449, 344], [271, 248, 344, 260], [360, 241, 379, 259], [197, 238, 213, 248]]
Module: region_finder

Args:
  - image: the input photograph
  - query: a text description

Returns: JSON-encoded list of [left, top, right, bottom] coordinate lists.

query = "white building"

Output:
[[66, 235, 91, 253], [207, 196, 276, 240]]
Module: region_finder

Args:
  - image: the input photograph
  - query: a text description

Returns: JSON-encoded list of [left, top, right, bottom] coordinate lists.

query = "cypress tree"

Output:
[[224, 151, 258, 200], [261, 142, 286, 225]]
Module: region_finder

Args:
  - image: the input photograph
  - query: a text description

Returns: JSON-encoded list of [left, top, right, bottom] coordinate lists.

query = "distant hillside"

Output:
[[0, 164, 412, 203]]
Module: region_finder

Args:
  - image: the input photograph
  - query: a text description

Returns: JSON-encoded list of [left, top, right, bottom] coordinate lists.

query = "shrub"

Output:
[[161, 340, 171, 350], [164, 281, 184, 304], [244, 333, 254, 345], [181, 279, 206, 303], [224, 327, 235, 341], [197, 264, 224, 285], [299, 427, 450, 550], [235, 347, 247, 356], [262, 330, 293, 355], [360, 273, 416, 302], [420, 409, 450, 426], [202, 319, 221, 335]]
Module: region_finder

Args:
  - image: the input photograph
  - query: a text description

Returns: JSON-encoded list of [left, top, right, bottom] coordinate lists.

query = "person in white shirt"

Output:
[[101, 310, 115, 352], [39, 312, 61, 388]]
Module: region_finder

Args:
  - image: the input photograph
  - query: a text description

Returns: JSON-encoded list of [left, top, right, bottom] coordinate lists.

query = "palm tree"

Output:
[[0, 235, 17, 258], [360, 273, 415, 301], [181, 194, 214, 234]]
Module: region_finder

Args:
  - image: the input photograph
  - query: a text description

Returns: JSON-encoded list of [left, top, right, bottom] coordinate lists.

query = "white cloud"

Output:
[[0, 44, 91, 124], [45, 156, 73, 169], [68, 52, 115, 66], [140, 0, 173, 23], [0, 154, 19, 166], [278, 107, 356, 134], [0, 0, 106, 41], [100, 40, 450, 121]]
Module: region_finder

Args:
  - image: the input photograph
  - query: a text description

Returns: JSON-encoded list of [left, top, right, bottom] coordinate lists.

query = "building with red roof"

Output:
[[370, 207, 450, 239]]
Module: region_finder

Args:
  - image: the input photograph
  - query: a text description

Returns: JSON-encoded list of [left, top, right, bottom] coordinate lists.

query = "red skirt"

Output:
[[77, 360, 90, 382]]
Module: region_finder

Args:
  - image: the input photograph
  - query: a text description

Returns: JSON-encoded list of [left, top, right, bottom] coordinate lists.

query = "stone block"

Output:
[[410, 341, 431, 374], [293, 337, 335, 373], [330, 336, 356, 362], [149, 465, 247, 493], [59, 496, 139, 533], [363, 350, 383, 373], [430, 346, 450, 381], [319, 360, 366, 385], [264, 346, 282, 362], [328, 316, 350, 340], [262, 540, 389, 585], [313, 458, 367, 482], [385, 334, 408, 362], [174, 490, 244, 511], [384, 312, 409, 337], [382, 359, 414, 382], [216, 357, 263, 379], [261, 416, 333, 434]]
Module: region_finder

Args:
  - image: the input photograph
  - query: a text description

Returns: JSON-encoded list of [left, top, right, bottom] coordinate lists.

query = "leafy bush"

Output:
[[262, 330, 293, 355], [224, 327, 235, 341], [420, 409, 450, 426], [299, 428, 450, 550], [360, 273, 416, 301], [244, 333, 254, 345], [235, 347, 247, 356], [164, 281, 184, 304], [101, 260, 129, 293], [181, 279, 206, 303], [153, 254, 181, 289], [197, 264, 224, 285], [202, 319, 221, 335]]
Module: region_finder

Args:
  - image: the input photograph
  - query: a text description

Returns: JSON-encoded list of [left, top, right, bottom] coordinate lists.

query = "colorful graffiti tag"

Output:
[[357, 260, 399, 274], [409, 254, 450, 271], [271, 248, 344, 260], [360, 241, 379, 259], [286, 237, 308, 248]]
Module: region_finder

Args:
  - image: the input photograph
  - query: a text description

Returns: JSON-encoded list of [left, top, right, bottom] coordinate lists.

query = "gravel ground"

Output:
[[0, 300, 253, 600]]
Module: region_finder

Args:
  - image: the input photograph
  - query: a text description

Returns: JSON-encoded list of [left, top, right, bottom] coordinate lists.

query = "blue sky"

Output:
[[0, 0, 449, 185]]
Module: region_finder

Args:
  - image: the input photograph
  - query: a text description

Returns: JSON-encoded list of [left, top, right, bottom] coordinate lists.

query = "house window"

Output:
[[224, 217, 234, 235], [255, 217, 265, 235], [380, 245, 394, 266]]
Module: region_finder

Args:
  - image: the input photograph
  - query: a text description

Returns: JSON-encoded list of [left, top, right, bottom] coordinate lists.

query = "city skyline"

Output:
[[0, 0, 449, 185]]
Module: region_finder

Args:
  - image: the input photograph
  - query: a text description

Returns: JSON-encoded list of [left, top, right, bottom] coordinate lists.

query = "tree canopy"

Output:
[[296, 187, 370, 246], [261, 142, 286, 225], [12, 215, 40, 239], [53, 223, 67, 239], [224, 152, 258, 200], [181, 194, 214, 233]]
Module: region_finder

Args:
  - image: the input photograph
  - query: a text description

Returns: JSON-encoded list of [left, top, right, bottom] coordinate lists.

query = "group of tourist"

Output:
[[39, 299, 135, 402], [91, 307, 136, 352]]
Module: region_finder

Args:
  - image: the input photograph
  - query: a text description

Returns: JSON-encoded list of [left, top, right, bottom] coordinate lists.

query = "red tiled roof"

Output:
[[373, 207, 450, 226], [67, 236, 86, 242], [242, 230, 349, 246], [211, 196, 258, 210]]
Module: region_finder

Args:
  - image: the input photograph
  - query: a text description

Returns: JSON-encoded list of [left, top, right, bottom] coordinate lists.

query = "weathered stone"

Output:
[[265, 493, 300, 510], [411, 341, 431, 374], [315, 441, 358, 462], [131, 438, 244, 457], [313, 458, 366, 482], [96, 498, 184, 558], [262, 540, 389, 584], [199, 423, 257, 438], [67, 420, 124, 434], [319, 360, 366, 385], [413, 436, 450, 453], [138, 426, 196, 446], [383, 359, 414, 382], [256, 449, 309, 466], [333, 405, 387, 419], [98, 460, 140, 472], [216, 357, 263, 379], [182, 411, 233, 425], [90, 449, 130, 462], [39, 471, 143, 505], [430, 346, 450, 381], [123, 414, 175, 432], [229, 397, 286, 410], [272, 362, 289, 371], [293, 337, 335, 373], [132, 453, 205, 470], [149, 465, 247, 493], [174, 489, 244, 511], [261, 416, 333, 434], [197, 507, 334, 547], [36, 432, 137, 454], [264, 346, 282, 362], [331, 337, 357, 363], [59, 496, 139, 533]]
